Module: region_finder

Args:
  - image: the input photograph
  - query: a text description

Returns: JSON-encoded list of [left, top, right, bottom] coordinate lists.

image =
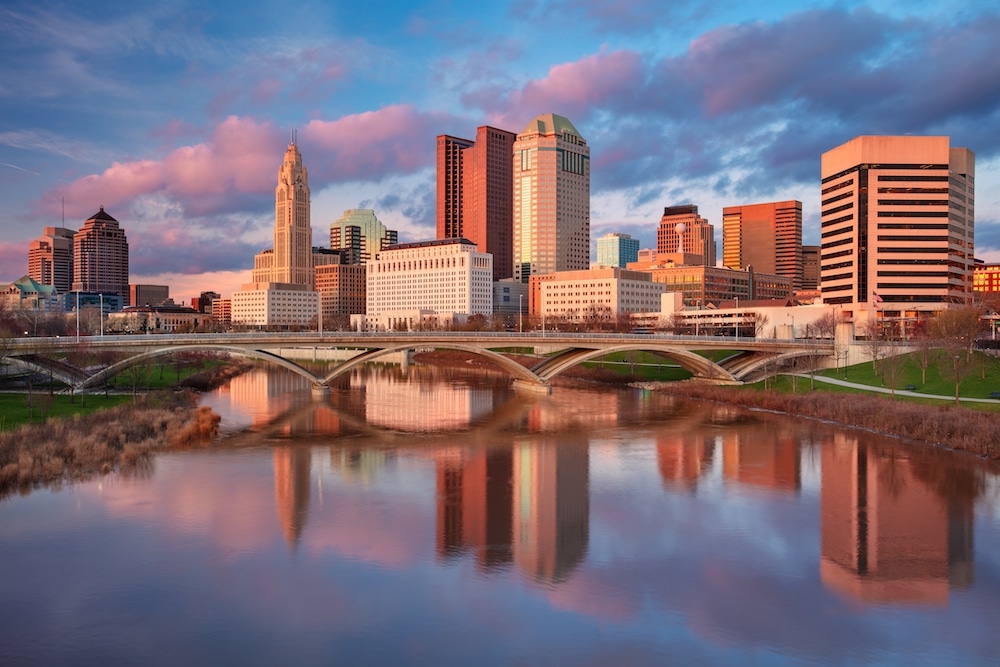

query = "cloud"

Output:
[[302, 105, 458, 181], [465, 7, 1000, 208]]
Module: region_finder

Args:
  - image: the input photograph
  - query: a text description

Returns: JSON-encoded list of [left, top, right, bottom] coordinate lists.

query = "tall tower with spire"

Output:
[[271, 137, 312, 286]]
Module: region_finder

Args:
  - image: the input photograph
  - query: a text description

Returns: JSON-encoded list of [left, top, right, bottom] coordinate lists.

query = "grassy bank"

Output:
[[0, 393, 132, 431], [0, 390, 221, 498], [643, 381, 1000, 460]]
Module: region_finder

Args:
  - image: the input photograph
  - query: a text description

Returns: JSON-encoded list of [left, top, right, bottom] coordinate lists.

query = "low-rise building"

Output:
[[108, 304, 206, 333], [366, 238, 493, 327], [625, 260, 792, 305], [231, 282, 319, 329], [529, 267, 666, 323]]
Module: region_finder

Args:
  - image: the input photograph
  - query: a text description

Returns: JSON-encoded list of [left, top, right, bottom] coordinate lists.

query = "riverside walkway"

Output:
[[792, 374, 1000, 404]]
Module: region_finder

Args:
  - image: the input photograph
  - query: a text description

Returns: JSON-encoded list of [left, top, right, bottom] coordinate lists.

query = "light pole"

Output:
[[75, 291, 80, 342], [519, 294, 523, 333], [735, 296, 739, 341], [99, 293, 103, 337]]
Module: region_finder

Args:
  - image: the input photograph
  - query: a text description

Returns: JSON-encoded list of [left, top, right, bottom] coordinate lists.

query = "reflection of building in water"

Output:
[[721, 430, 800, 492], [436, 447, 514, 570], [331, 446, 393, 486], [657, 433, 715, 491], [524, 389, 624, 432], [274, 446, 311, 549], [354, 367, 494, 431], [513, 439, 589, 584], [227, 370, 313, 427], [821, 435, 974, 605]]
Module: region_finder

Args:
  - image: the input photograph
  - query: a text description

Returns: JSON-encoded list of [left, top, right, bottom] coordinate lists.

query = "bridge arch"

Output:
[[3, 355, 85, 387], [728, 349, 829, 382], [77, 344, 326, 391], [529, 344, 738, 383], [322, 343, 547, 387]]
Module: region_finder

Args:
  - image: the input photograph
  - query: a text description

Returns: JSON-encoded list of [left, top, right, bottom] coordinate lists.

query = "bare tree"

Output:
[[880, 339, 908, 397], [911, 332, 937, 386], [938, 345, 977, 406], [118, 349, 155, 401], [930, 305, 987, 360], [858, 318, 886, 374], [748, 312, 770, 338]]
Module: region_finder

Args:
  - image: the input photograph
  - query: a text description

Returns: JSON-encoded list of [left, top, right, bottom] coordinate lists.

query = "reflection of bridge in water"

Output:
[[5, 331, 835, 394]]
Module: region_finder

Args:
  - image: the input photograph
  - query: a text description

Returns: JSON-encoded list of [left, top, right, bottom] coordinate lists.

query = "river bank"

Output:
[[637, 381, 1000, 461], [0, 359, 255, 497]]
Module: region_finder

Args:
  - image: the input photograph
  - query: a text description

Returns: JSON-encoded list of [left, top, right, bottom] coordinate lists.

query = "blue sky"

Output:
[[1, 0, 999, 301]]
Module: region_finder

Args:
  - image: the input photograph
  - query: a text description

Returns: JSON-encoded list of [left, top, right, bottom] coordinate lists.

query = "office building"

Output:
[[626, 258, 793, 305], [801, 245, 820, 290], [596, 232, 639, 268], [72, 206, 129, 299], [723, 200, 803, 289], [315, 261, 366, 326], [366, 239, 492, 325], [820, 136, 975, 322], [513, 114, 590, 282], [129, 284, 169, 308], [656, 206, 716, 266], [437, 126, 516, 280], [231, 282, 319, 328], [529, 267, 666, 321], [28, 227, 74, 293], [273, 140, 312, 286], [190, 291, 220, 314], [330, 209, 397, 265]]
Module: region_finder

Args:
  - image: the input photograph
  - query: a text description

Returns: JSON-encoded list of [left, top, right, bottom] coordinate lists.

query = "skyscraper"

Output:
[[72, 207, 129, 298], [656, 206, 716, 266], [820, 136, 974, 321], [596, 232, 639, 268], [436, 126, 517, 280], [271, 140, 312, 286], [722, 200, 803, 289], [28, 226, 74, 293], [329, 209, 397, 265], [513, 114, 590, 282]]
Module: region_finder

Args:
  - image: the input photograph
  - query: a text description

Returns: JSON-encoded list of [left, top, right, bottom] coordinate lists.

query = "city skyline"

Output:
[[1, 1, 999, 305]]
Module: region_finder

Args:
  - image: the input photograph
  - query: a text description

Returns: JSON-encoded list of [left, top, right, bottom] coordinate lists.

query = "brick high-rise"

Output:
[[722, 200, 803, 289], [28, 226, 75, 293], [436, 126, 516, 280], [72, 207, 129, 298]]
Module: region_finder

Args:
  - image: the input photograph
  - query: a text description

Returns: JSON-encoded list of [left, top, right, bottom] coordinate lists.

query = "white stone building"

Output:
[[231, 282, 319, 329], [530, 267, 666, 323], [364, 239, 493, 329]]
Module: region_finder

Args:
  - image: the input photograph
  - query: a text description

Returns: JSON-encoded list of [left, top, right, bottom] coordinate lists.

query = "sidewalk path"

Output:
[[792, 374, 1000, 404]]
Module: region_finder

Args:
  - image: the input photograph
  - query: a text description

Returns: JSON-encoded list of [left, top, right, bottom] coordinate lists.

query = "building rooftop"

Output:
[[520, 113, 581, 137], [86, 206, 119, 223], [383, 238, 477, 251]]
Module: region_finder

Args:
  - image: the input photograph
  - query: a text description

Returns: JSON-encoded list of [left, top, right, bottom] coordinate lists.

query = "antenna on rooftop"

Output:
[[61, 196, 65, 225]]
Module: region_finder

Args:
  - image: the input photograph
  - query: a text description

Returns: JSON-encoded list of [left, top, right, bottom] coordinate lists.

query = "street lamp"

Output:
[[99, 293, 103, 337], [735, 296, 739, 341], [519, 294, 523, 333]]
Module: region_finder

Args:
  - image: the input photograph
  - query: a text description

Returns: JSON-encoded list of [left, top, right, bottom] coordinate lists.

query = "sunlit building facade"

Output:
[[231, 282, 319, 328], [595, 232, 639, 268], [437, 126, 516, 280], [366, 238, 493, 318], [820, 135, 975, 323], [656, 205, 716, 266], [722, 200, 803, 289], [529, 267, 666, 321], [513, 114, 590, 282], [72, 207, 129, 300], [28, 226, 74, 293], [330, 209, 398, 265]]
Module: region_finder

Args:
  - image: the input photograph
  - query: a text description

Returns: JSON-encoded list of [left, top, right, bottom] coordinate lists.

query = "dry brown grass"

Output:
[[0, 390, 221, 498], [647, 382, 1000, 460]]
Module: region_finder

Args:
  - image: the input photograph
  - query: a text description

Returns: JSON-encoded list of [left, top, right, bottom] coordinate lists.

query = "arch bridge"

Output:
[[3, 332, 835, 395]]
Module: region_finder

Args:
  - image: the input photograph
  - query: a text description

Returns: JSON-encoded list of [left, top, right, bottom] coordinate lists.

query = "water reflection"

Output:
[[220, 366, 990, 608], [5, 366, 1000, 664], [820, 433, 975, 605]]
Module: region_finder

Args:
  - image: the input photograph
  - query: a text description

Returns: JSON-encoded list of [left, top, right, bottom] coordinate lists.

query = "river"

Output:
[[1, 365, 999, 666]]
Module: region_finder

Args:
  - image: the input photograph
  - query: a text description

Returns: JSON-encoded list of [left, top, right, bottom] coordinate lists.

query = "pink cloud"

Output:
[[475, 49, 645, 130], [42, 116, 282, 220], [302, 104, 456, 180]]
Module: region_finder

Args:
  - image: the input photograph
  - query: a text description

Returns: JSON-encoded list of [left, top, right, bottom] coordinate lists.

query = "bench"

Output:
[[990, 391, 1000, 400], [905, 384, 917, 391]]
